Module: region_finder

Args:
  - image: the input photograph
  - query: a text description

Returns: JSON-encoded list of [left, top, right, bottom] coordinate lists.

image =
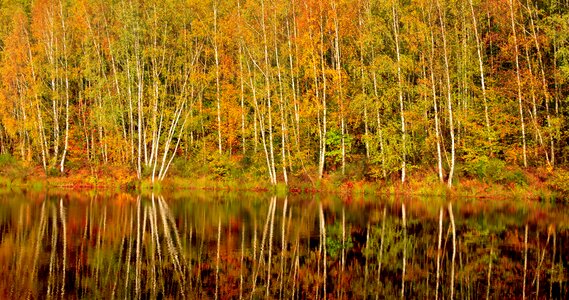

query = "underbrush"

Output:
[[0, 152, 564, 201]]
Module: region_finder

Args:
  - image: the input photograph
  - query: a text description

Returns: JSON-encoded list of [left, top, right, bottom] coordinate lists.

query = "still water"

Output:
[[0, 189, 567, 299]]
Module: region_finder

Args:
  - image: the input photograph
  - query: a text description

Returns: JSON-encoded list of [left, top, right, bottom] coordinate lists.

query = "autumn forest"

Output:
[[0, 0, 568, 189]]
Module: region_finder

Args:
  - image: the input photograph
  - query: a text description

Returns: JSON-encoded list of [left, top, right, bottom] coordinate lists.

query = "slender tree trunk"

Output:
[[524, 42, 550, 164], [468, 0, 491, 139], [286, 18, 301, 154], [261, 0, 277, 185], [332, 1, 346, 175], [372, 72, 387, 179], [526, 0, 554, 166], [213, 0, 222, 155], [392, 1, 406, 183], [27, 34, 48, 172], [136, 48, 144, 179], [509, 0, 528, 167], [318, 3, 328, 180], [59, 0, 70, 173], [428, 11, 444, 183], [359, 10, 370, 159], [247, 59, 275, 185], [436, 0, 456, 187], [273, 7, 288, 185], [238, 1, 246, 155]]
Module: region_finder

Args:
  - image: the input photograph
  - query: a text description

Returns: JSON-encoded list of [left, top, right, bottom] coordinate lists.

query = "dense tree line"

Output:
[[0, 0, 567, 185]]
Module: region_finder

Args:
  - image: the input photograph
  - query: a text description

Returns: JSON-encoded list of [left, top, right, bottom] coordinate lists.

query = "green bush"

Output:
[[172, 157, 193, 177], [47, 167, 61, 177], [461, 156, 528, 186], [0, 153, 16, 167], [503, 169, 527, 186], [206, 153, 236, 178], [548, 169, 569, 197], [462, 156, 501, 181]]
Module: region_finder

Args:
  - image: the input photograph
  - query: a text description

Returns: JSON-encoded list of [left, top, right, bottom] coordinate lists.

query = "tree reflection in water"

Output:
[[0, 190, 567, 299]]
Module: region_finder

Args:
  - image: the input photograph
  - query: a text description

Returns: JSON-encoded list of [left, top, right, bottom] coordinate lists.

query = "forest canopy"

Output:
[[0, 0, 568, 186]]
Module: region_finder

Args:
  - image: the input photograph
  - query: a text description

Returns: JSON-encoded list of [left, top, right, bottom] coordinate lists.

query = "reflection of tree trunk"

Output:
[[486, 243, 493, 300], [376, 206, 386, 298], [59, 200, 67, 298], [364, 222, 370, 299], [292, 236, 300, 299], [266, 197, 276, 297], [341, 209, 346, 299], [523, 224, 528, 300], [215, 217, 221, 300], [250, 197, 275, 298], [47, 206, 58, 298], [401, 203, 406, 299], [279, 198, 288, 299], [534, 228, 550, 299], [135, 198, 141, 299], [436, 207, 443, 300], [239, 223, 244, 300], [318, 202, 327, 299], [448, 203, 456, 300], [549, 228, 556, 299]]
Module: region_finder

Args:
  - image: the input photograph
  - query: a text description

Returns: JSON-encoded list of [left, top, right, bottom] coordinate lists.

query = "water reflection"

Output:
[[0, 190, 567, 299]]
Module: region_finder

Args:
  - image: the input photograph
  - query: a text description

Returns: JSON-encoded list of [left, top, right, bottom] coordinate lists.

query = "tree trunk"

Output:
[[428, 17, 444, 183], [392, 1, 406, 183], [509, 0, 528, 167], [332, 1, 346, 175], [436, 0, 456, 187], [468, 0, 491, 140], [213, 0, 222, 155]]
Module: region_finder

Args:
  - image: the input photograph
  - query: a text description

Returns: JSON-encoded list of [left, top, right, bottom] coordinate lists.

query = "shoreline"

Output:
[[0, 167, 565, 202]]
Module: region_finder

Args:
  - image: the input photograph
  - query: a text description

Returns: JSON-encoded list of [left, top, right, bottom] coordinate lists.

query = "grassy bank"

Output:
[[0, 154, 567, 201]]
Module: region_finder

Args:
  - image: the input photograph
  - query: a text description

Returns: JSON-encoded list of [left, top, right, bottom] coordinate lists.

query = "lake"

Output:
[[0, 189, 567, 299]]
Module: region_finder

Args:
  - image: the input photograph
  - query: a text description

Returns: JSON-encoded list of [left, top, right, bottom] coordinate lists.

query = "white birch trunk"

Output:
[[468, 0, 491, 138], [509, 0, 528, 167], [59, 0, 70, 173], [436, 0, 456, 187], [392, 2, 406, 183], [213, 1, 223, 155]]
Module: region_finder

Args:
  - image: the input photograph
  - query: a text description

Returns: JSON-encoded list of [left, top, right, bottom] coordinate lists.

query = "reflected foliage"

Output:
[[0, 190, 568, 298]]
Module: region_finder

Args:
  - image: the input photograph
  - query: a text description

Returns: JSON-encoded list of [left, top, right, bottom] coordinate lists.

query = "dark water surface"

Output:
[[0, 189, 567, 299]]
